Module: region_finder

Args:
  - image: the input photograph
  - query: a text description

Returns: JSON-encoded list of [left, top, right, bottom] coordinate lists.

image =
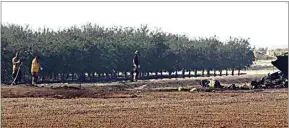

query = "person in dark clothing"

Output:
[[132, 50, 140, 82]]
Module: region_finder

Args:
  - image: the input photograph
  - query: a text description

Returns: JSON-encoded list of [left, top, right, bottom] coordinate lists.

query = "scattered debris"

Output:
[[201, 79, 223, 88], [251, 53, 288, 89], [178, 87, 183, 91], [195, 53, 288, 92], [134, 84, 147, 90], [190, 88, 197, 92]]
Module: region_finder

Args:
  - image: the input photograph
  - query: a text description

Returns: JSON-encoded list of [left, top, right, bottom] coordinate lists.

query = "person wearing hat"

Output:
[[31, 56, 43, 85], [12, 52, 22, 85], [132, 50, 140, 82]]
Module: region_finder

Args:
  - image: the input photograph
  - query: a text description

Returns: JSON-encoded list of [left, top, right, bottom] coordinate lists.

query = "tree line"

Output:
[[1, 23, 255, 83]]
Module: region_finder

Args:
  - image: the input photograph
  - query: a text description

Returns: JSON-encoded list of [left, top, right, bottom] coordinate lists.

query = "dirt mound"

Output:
[[1, 86, 137, 99]]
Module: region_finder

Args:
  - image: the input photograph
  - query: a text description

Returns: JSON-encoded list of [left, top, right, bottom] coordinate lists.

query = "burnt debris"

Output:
[[251, 52, 288, 89]]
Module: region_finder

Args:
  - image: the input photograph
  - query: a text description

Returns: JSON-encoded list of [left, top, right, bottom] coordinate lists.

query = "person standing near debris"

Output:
[[31, 56, 42, 85], [201, 78, 222, 88], [12, 52, 22, 85], [209, 78, 216, 88], [132, 50, 140, 82]]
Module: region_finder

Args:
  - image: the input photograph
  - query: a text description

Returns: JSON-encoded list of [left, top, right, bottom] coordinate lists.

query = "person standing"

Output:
[[31, 56, 42, 85], [132, 50, 140, 82], [12, 52, 22, 85]]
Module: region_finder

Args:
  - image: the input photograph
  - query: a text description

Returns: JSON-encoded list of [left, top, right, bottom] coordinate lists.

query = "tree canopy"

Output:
[[1, 23, 255, 83]]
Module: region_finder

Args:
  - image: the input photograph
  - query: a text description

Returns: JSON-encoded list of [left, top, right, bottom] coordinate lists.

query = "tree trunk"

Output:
[[207, 70, 210, 77], [54, 73, 57, 80], [155, 71, 158, 79], [92, 73, 96, 82], [202, 69, 205, 77], [219, 70, 222, 76], [92, 72, 95, 81], [238, 69, 241, 76], [182, 70, 185, 78], [111, 73, 113, 80], [124, 71, 127, 79], [99, 73, 103, 82], [169, 72, 172, 79], [108, 73, 112, 82], [42, 75, 45, 82], [61, 73, 65, 83], [55, 73, 57, 81], [57, 73, 60, 81], [194, 70, 197, 77], [83, 73, 86, 82], [66, 73, 69, 80], [110, 73, 112, 81], [56, 73, 59, 80], [175, 70, 178, 79], [87, 73, 91, 81], [226, 70, 228, 76], [104, 73, 107, 81], [188, 70, 191, 78], [72, 73, 75, 81], [160, 71, 163, 79], [213, 70, 216, 77], [232, 69, 235, 76], [110, 72, 113, 81]]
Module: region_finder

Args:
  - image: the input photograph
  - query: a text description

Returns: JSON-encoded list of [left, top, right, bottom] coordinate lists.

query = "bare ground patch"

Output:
[[1, 74, 265, 98], [1, 86, 137, 99]]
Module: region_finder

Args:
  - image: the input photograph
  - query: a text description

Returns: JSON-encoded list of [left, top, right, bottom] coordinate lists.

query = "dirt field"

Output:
[[1, 74, 288, 128], [2, 89, 288, 128]]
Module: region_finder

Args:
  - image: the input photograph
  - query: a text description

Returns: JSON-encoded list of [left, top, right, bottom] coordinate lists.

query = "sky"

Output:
[[2, 2, 288, 49]]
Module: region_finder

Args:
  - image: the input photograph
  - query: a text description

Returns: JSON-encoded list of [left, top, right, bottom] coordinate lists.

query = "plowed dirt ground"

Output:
[[1, 74, 288, 128]]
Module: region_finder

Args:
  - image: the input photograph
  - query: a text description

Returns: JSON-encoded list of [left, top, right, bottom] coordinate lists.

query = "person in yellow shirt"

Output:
[[12, 52, 22, 85], [31, 56, 42, 85]]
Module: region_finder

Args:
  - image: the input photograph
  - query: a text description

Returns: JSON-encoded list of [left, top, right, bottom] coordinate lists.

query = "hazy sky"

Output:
[[2, 2, 288, 49]]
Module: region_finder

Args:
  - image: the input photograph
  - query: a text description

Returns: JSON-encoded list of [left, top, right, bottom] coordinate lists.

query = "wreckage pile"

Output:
[[251, 52, 288, 89], [196, 52, 288, 91]]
